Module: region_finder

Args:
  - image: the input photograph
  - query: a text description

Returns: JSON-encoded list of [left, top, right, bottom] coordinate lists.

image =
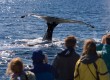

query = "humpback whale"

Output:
[[21, 13, 95, 41]]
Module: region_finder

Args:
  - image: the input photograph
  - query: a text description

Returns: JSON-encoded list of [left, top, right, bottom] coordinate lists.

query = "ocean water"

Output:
[[0, 0, 110, 79]]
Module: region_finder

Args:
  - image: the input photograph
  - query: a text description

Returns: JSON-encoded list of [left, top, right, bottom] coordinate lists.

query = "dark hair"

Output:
[[65, 36, 76, 48], [32, 50, 45, 63], [106, 34, 110, 45], [82, 39, 97, 55]]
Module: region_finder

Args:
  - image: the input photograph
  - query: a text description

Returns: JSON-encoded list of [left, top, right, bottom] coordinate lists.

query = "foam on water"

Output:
[[0, 38, 64, 79]]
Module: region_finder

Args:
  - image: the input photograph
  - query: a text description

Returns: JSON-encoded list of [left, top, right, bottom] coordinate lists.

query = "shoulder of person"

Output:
[[95, 57, 105, 65], [75, 59, 81, 66], [25, 71, 35, 77], [26, 71, 35, 75], [25, 71, 36, 79]]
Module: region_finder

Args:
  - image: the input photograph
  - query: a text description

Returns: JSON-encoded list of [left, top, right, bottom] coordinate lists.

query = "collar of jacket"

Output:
[[58, 47, 76, 57]]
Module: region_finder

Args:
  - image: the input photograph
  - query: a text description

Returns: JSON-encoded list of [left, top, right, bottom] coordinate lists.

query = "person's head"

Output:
[[82, 39, 97, 56], [31, 50, 48, 64], [6, 57, 23, 75], [106, 34, 110, 45], [65, 36, 76, 48]]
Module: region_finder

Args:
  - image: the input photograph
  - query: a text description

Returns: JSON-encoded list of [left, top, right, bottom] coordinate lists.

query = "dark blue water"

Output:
[[0, 0, 110, 79]]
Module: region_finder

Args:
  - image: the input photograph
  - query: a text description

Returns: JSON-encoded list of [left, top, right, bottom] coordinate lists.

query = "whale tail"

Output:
[[43, 22, 58, 41], [21, 13, 95, 41]]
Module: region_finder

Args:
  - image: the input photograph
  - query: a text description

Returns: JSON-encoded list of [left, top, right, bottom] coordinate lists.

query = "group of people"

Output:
[[6, 34, 110, 80]]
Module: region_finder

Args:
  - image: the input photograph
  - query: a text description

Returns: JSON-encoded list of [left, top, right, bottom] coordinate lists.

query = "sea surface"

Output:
[[0, 0, 110, 79]]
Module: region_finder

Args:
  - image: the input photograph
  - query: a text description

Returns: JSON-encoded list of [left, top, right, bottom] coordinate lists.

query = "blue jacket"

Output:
[[30, 63, 56, 80], [31, 50, 57, 80]]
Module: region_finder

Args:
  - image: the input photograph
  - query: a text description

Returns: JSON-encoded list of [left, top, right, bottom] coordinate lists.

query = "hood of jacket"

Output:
[[80, 54, 99, 64]]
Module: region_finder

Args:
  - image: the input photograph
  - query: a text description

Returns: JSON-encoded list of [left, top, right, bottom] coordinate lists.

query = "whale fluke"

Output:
[[21, 13, 95, 41]]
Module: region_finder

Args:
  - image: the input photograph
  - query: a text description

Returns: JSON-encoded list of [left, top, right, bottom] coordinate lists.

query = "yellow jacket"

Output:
[[74, 58, 110, 80]]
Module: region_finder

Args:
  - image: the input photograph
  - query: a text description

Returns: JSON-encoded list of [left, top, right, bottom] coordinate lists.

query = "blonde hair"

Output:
[[6, 57, 24, 75], [65, 36, 76, 48]]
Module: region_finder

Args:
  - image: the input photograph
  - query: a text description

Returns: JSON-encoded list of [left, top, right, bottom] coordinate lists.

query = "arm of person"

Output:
[[26, 71, 36, 80], [74, 60, 80, 80], [97, 58, 110, 80], [96, 35, 106, 51], [96, 43, 104, 51]]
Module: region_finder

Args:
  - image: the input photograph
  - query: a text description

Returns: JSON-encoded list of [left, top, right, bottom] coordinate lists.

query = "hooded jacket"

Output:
[[97, 44, 110, 72], [74, 54, 110, 80], [52, 48, 80, 80], [31, 50, 57, 80]]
